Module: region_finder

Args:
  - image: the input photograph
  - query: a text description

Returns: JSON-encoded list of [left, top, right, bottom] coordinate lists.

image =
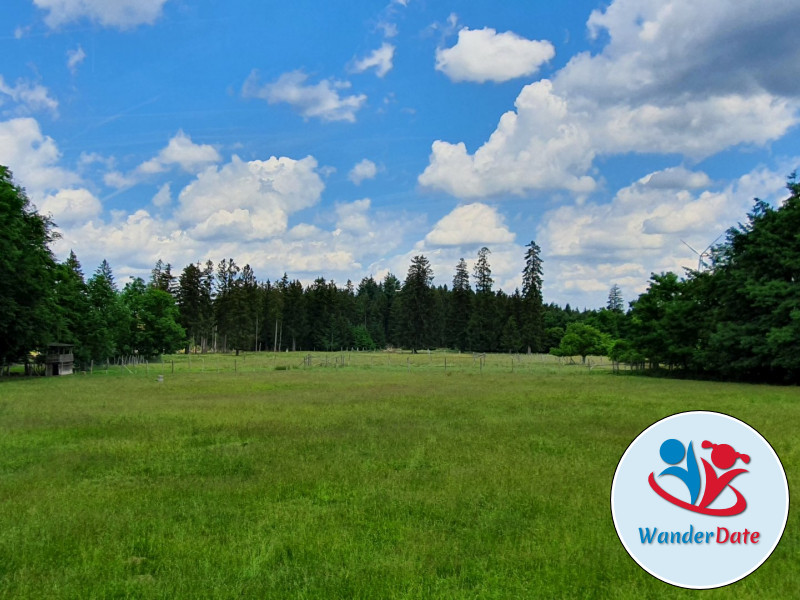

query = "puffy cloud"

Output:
[[348, 159, 377, 185], [574, 0, 800, 101], [436, 27, 554, 84], [102, 130, 221, 189], [50, 184, 416, 287], [0, 118, 79, 199], [536, 165, 790, 306], [419, 80, 597, 197], [0, 76, 59, 117], [51, 209, 192, 274], [352, 43, 395, 78], [139, 130, 221, 174], [33, 0, 170, 29], [420, 0, 800, 198], [176, 155, 325, 241], [39, 188, 102, 226], [242, 70, 367, 123], [66, 46, 86, 74], [638, 167, 712, 190], [425, 203, 515, 247], [335, 198, 371, 233]]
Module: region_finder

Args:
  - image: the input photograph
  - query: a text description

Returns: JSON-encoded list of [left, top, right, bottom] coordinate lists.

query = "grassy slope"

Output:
[[0, 355, 797, 599]]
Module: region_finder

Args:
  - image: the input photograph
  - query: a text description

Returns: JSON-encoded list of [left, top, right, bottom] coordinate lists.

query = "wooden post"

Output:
[[171, 360, 174, 374], [444, 356, 447, 373]]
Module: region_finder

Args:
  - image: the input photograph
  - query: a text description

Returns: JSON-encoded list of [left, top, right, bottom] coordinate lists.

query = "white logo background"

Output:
[[611, 411, 789, 589]]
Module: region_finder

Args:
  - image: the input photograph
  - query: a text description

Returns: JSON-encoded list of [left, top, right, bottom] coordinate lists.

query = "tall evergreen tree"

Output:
[[150, 259, 177, 295], [473, 247, 493, 294], [53, 251, 91, 366], [177, 262, 213, 353], [86, 260, 129, 360], [381, 273, 401, 346], [467, 247, 498, 351], [282, 278, 307, 351], [447, 258, 472, 350], [398, 255, 434, 352], [214, 258, 240, 351], [521, 240, 545, 352], [607, 284, 624, 312]]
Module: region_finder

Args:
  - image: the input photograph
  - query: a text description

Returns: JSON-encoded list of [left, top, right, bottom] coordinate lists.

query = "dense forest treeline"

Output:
[[2, 165, 799, 383]]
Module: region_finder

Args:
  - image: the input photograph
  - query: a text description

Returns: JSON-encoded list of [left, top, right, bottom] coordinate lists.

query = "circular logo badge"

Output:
[[611, 411, 789, 589]]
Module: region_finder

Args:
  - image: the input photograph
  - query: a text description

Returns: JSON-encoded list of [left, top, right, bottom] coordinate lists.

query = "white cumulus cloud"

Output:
[[176, 155, 325, 241], [420, 0, 800, 199], [243, 70, 367, 123], [436, 27, 555, 84], [39, 188, 102, 226], [33, 0, 170, 29], [348, 159, 377, 185], [425, 203, 515, 247], [419, 80, 597, 197], [0, 118, 79, 200], [536, 165, 790, 306], [139, 130, 221, 174]]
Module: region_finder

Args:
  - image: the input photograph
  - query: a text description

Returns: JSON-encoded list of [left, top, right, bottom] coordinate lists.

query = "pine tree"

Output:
[[177, 263, 211, 353], [473, 247, 493, 294], [86, 260, 129, 360], [607, 284, 624, 312], [521, 241, 545, 352], [398, 255, 434, 353], [447, 258, 472, 350], [53, 250, 91, 366], [467, 247, 499, 351]]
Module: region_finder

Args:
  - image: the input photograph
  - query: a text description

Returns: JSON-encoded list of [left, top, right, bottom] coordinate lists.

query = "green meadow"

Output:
[[0, 353, 797, 599]]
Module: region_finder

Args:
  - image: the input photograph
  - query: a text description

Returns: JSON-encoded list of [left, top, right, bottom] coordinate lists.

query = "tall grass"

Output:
[[0, 356, 797, 598]]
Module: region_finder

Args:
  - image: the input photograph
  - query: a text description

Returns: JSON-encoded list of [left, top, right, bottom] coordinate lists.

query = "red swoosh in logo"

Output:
[[648, 472, 747, 516]]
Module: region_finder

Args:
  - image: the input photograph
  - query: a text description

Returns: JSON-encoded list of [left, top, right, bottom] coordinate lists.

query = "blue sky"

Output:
[[2, 0, 798, 308]]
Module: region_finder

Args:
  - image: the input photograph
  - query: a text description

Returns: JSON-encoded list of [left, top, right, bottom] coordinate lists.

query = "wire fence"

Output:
[[45, 350, 626, 379]]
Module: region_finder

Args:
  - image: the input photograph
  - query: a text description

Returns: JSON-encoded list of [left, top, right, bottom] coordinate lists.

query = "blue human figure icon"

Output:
[[658, 439, 701, 505]]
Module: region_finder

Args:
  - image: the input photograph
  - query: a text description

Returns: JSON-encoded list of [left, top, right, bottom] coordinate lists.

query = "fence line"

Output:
[[76, 350, 623, 379]]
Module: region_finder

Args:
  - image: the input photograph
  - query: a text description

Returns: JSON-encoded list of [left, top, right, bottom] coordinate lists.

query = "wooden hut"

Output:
[[46, 343, 74, 376]]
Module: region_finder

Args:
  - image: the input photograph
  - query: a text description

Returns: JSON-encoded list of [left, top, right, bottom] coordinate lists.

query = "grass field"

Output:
[[0, 352, 797, 599]]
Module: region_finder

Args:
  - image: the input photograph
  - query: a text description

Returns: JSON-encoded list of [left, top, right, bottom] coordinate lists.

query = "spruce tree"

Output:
[[521, 241, 545, 352], [447, 258, 472, 350], [398, 255, 434, 353]]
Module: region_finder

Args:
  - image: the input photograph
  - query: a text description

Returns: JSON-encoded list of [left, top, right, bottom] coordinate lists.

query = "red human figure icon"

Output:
[[698, 441, 750, 511]]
